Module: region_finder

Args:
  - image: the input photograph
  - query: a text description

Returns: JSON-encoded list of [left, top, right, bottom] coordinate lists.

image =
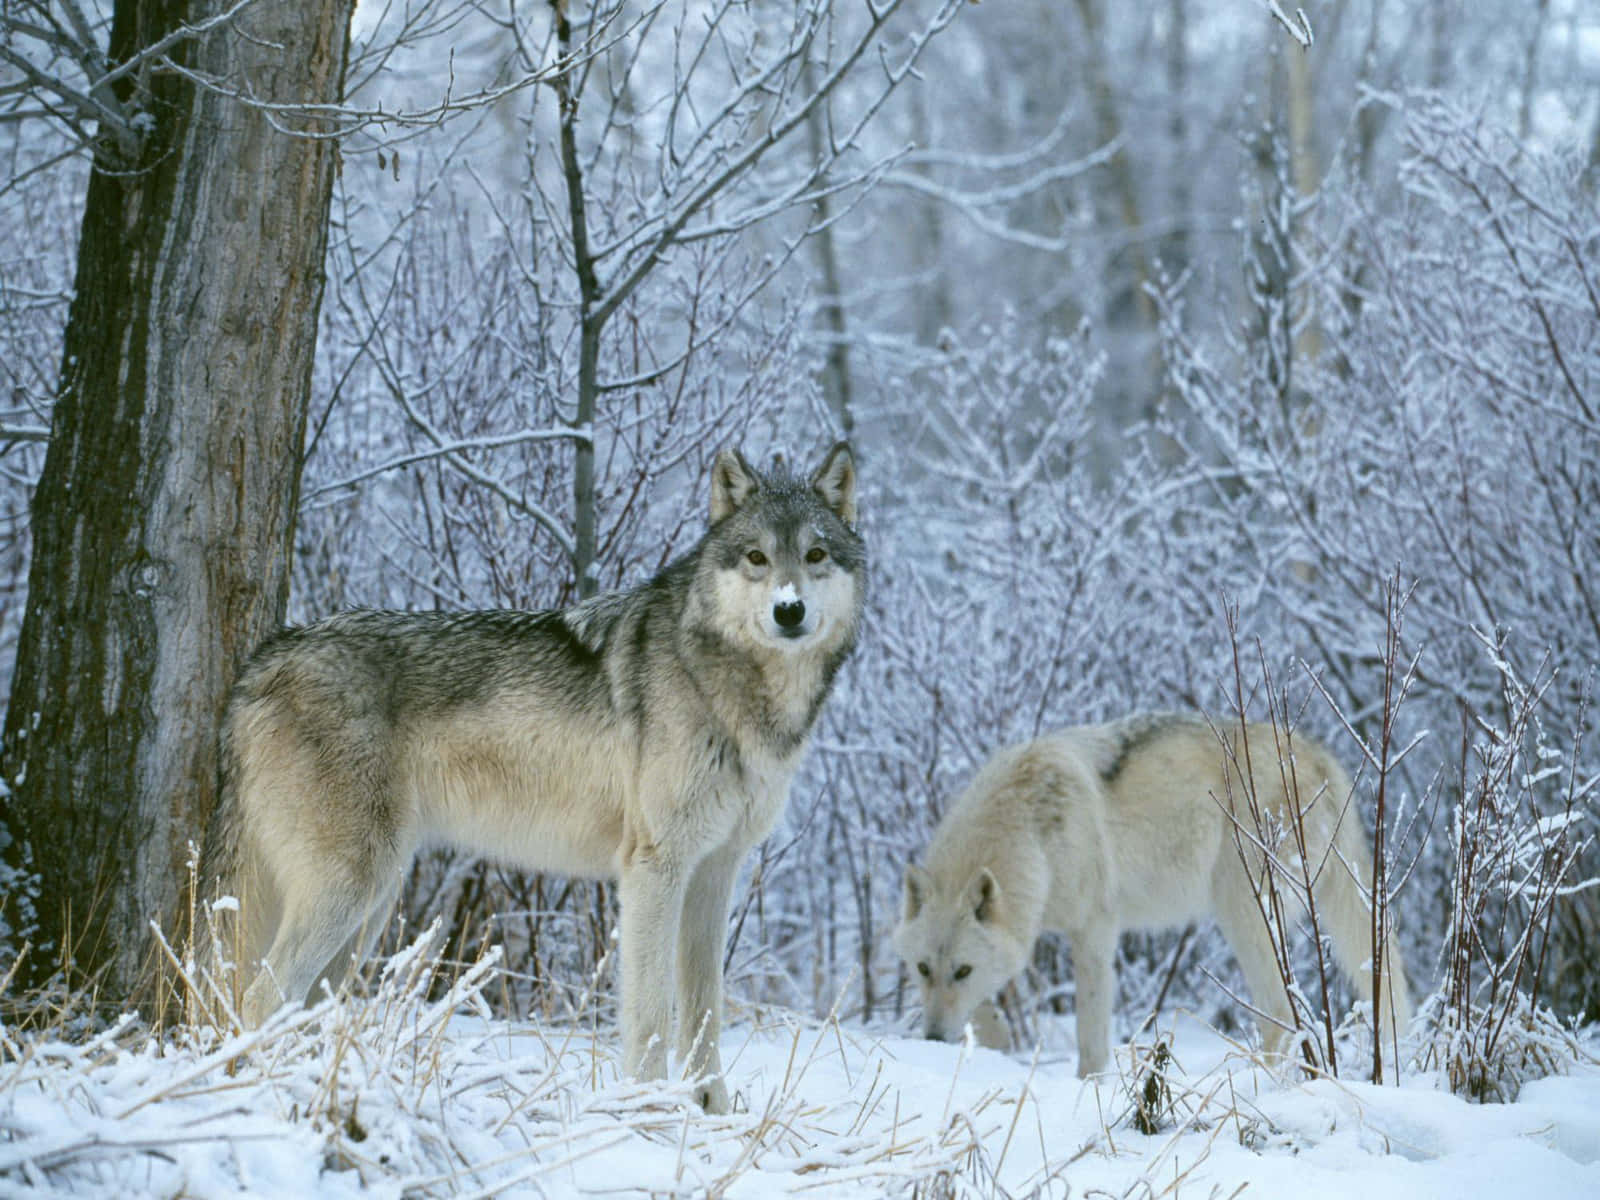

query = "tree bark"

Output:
[[0, 0, 354, 1001]]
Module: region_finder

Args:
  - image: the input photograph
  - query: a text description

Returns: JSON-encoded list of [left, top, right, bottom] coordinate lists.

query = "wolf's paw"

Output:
[[695, 1076, 730, 1114], [628, 1039, 669, 1084]]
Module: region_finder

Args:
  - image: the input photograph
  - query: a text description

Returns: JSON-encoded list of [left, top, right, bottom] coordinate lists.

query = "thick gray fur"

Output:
[[201, 443, 864, 1113]]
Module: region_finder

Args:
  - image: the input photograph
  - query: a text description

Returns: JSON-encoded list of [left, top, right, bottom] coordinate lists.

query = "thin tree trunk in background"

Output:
[[1336, 0, 1389, 353], [1284, 32, 1322, 369], [1161, 0, 1190, 280], [1071, 0, 1153, 330], [1248, 116, 1293, 422], [1286, 42, 1318, 202], [803, 68, 854, 438], [554, 0, 601, 599], [1428, 0, 1452, 89], [910, 83, 953, 350], [0, 0, 354, 1001], [1351, 0, 1387, 191], [1517, 0, 1549, 143]]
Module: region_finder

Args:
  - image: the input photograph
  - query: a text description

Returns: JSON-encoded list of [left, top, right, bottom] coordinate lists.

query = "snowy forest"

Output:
[[1, 0, 1599, 1195]]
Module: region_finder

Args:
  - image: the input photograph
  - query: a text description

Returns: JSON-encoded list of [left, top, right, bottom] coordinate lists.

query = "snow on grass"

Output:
[[3, 933, 1598, 1197]]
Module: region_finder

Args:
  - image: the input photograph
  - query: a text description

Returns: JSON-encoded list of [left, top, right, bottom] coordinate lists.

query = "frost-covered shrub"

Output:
[[1149, 93, 1600, 1035]]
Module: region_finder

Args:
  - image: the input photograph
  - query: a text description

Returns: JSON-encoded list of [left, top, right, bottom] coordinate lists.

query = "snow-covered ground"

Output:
[[3, 939, 1597, 1198]]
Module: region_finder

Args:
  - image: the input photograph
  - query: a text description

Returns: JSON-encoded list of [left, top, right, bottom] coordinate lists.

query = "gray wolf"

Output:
[[201, 443, 864, 1113], [893, 713, 1411, 1075]]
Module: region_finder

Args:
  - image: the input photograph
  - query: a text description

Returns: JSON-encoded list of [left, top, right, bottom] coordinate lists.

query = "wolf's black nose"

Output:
[[774, 599, 806, 629]]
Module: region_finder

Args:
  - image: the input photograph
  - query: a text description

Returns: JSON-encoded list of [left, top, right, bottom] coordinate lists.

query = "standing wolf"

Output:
[[894, 714, 1411, 1075], [202, 443, 863, 1113]]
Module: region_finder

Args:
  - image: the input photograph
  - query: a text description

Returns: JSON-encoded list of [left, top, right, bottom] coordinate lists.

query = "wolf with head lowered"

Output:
[[894, 714, 1411, 1077], [202, 444, 864, 1113]]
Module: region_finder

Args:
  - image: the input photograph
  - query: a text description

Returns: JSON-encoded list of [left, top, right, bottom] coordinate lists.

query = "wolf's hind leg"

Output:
[[676, 843, 744, 1113], [239, 872, 388, 1028], [1313, 821, 1412, 1042], [315, 878, 404, 1001], [1210, 858, 1299, 1061]]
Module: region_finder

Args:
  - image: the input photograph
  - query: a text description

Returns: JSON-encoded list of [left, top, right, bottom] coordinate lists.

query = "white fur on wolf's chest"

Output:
[[758, 649, 831, 736], [707, 744, 799, 847]]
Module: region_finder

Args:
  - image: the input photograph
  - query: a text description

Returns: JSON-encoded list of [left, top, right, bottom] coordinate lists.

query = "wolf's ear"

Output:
[[902, 864, 931, 922], [963, 868, 1001, 924], [710, 447, 759, 522], [810, 441, 856, 525]]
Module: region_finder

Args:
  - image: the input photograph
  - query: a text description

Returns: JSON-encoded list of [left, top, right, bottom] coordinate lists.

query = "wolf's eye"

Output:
[[805, 546, 827, 565], [916, 962, 930, 979], [953, 964, 972, 981], [746, 549, 768, 567]]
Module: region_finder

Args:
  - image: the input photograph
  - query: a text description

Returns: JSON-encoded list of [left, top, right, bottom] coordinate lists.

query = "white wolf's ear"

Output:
[[963, 868, 1001, 924], [902, 864, 931, 922], [710, 447, 759, 522], [810, 441, 856, 525]]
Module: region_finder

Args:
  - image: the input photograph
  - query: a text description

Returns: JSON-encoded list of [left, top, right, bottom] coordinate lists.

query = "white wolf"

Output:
[[893, 713, 1411, 1075], [202, 444, 864, 1113]]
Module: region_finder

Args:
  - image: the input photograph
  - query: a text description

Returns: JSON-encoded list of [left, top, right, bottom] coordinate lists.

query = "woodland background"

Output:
[[0, 0, 1596, 1077]]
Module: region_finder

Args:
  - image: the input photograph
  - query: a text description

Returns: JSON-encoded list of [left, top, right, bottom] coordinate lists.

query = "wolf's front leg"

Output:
[[676, 843, 745, 1114], [618, 843, 687, 1084], [1070, 923, 1118, 1077]]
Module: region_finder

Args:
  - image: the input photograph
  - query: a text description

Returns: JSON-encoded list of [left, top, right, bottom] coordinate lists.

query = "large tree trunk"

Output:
[[0, 0, 354, 1002]]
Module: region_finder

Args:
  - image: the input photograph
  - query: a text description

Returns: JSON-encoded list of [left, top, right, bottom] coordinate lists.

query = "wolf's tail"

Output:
[[190, 706, 277, 1025], [1306, 744, 1413, 1041]]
